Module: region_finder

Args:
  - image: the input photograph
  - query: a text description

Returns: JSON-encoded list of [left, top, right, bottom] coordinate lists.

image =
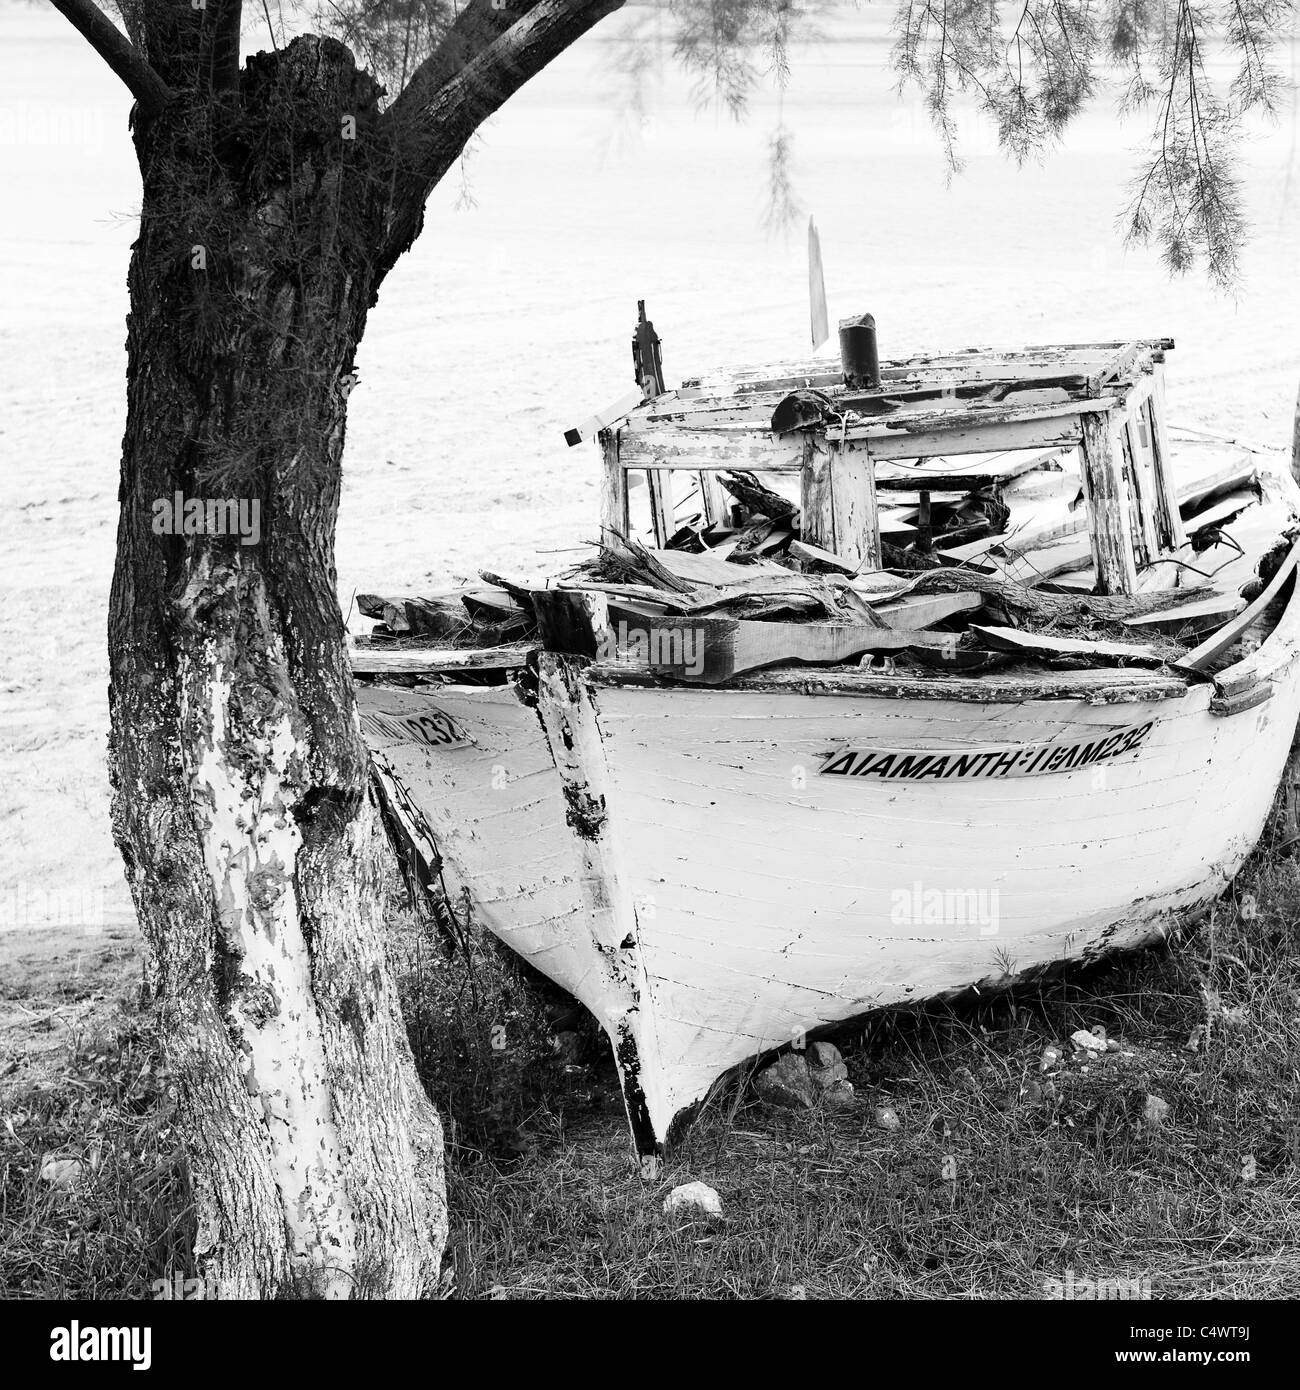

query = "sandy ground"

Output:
[[2, 3, 1298, 1071]]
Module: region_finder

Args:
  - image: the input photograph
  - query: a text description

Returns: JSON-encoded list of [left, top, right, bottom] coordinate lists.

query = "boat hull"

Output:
[[358, 570, 1300, 1148]]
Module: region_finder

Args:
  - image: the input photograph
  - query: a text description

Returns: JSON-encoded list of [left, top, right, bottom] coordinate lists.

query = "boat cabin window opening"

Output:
[[1120, 424, 1154, 571], [625, 468, 738, 548], [1138, 394, 1184, 554]]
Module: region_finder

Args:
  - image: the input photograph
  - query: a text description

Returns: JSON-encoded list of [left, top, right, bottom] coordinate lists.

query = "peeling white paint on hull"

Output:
[[358, 576, 1300, 1149]]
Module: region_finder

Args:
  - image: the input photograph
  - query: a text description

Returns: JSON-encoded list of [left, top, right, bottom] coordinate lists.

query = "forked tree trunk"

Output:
[[108, 38, 445, 1297]]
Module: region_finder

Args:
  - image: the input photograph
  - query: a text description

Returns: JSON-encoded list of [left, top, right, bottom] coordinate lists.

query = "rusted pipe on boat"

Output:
[[839, 312, 880, 390]]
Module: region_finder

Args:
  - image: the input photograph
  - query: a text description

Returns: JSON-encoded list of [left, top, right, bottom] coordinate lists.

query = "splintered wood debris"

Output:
[[351, 480, 1275, 687]]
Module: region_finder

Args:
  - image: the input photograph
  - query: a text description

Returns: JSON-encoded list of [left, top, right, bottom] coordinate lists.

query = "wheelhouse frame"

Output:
[[598, 338, 1181, 597]]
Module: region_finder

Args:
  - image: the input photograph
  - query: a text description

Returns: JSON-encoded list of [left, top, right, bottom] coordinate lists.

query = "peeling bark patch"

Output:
[[180, 581, 358, 1294]]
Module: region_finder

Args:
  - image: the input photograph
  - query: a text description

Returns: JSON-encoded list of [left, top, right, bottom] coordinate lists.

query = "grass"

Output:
[[4, 800, 1300, 1299], [0, 1021, 193, 1299]]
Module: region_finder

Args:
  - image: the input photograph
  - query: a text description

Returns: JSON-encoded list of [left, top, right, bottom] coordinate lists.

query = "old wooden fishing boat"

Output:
[[352, 311, 1300, 1156]]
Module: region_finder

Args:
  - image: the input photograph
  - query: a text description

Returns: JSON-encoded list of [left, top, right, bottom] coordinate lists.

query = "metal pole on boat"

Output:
[[633, 302, 672, 543], [633, 300, 666, 400]]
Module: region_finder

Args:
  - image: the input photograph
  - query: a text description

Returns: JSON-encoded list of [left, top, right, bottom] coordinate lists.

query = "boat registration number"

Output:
[[819, 721, 1154, 781], [360, 707, 471, 750]]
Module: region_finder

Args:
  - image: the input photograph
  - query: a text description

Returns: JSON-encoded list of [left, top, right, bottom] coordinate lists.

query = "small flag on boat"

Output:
[[808, 216, 829, 350]]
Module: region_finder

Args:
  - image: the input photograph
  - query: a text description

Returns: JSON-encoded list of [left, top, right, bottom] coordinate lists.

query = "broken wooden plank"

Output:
[[1175, 457, 1260, 513], [748, 524, 796, 557], [970, 625, 1165, 664], [990, 533, 1095, 586], [800, 433, 879, 570], [1078, 411, 1139, 596], [640, 547, 785, 588], [533, 588, 613, 658], [877, 513, 921, 544], [1172, 539, 1300, 674], [1123, 594, 1246, 631], [349, 641, 535, 675], [480, 570, 554, 606], [600, 428, 629, 545], [461, 591, 528, 628], [646, 468, 673, 548], [872, 445, 1064, 492], [904, 567, 1213, 622], [788, 539, 859, 573], [729, 518, 778, 558], [358, 589, 525, 641], [698, 471, 732, 528], [1088, 341, 1146, 394], [940, 507, 1087, 566], [873, 592, 986, 630], [604, 601, 949, 685], [563, 574, 826, 616], [1143, 369, 1186, 552], [1182, 488, 1258, 537]]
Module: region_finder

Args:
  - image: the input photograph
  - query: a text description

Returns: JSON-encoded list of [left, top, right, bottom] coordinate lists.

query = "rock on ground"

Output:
[[38, 1154, 83, 1189], [807, 1040, 849, 1089], [754, 1053, 817, 1110], [1141, 1094, 1171, 1129], [821, 1079, 857, 1111], [663, 1181, 723, 1218]]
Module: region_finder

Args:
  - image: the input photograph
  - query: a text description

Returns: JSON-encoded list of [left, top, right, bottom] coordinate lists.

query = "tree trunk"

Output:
[[108, 38, 445, 1297]]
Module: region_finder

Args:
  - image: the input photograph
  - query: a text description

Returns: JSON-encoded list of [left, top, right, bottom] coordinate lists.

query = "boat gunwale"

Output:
[[581, 659, 1192, 703]]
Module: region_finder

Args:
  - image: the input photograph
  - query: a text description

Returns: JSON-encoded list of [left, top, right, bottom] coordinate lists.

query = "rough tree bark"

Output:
[[55, 0, 623, 1299]]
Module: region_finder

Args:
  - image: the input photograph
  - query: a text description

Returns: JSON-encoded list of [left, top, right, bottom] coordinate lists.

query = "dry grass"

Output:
[[4, 800, 1299, 1300], [0, 1017, 194, 1299]]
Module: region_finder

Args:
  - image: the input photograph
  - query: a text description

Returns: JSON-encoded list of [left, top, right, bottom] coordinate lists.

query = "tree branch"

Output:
[[375, 0, 624, 277], [49, 0, 174, 116], [392, 0, 547, 118]]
